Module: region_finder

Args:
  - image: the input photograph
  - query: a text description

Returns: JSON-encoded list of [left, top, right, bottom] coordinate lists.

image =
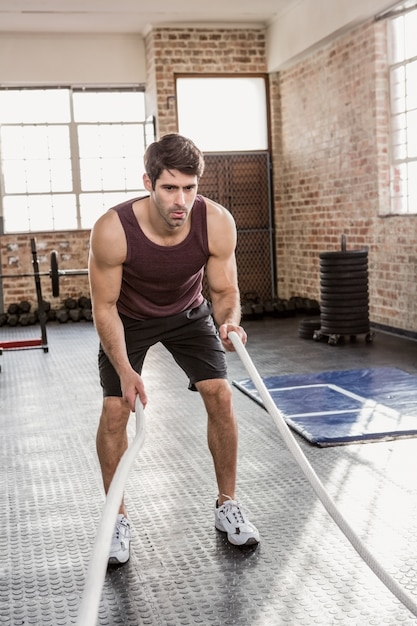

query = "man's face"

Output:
[[144, 169, 198, 230]]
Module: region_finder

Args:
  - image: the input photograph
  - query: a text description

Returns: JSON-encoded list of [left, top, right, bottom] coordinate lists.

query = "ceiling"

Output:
[[0, 0, 301, 34]]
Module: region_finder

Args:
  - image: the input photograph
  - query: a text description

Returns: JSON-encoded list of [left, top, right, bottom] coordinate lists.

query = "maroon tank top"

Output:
[[113, 195, 209, 320]]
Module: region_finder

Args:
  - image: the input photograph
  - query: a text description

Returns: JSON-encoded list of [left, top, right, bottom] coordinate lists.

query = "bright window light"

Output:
[[176, 77, 268, 152], [388, 5, 417, 214], [0, 87, 152, 232]]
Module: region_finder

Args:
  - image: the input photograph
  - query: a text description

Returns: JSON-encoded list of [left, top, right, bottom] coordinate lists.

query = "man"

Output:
[[88, 133, 259, 566]]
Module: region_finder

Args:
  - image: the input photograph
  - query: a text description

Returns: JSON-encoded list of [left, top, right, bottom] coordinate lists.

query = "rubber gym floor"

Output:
[[1, 315, 417, 626]]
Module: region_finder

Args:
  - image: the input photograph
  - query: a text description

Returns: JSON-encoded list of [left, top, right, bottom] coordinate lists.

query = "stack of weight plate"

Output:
[[315, 248, 372, 345]]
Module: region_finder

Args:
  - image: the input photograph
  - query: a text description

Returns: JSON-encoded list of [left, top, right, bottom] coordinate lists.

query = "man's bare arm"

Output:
[[88, 210, 147, 410], [205, 199, 247, 350]]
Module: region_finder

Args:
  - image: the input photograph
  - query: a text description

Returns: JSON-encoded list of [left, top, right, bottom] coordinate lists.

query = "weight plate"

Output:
[[320, 262, 368, 271], [320, 264, 368, 273], [320, 268, 368, 275], [320, 305, 369, 315], [320, 312, 369, 322], [320, 304, 369, 312], [298, 319, 322, 331], [320, 289, 368, 306], [320, 254, 368, 262], [319, 250, 368, 260], [320, 324, 370, 334], [298, 319, 321, 339], [320, 271, 368, 281], [320, 278, 368, 286], [320, 285, 369, 293], [320, 280, 368, 290], [50, 250, 60, 298]]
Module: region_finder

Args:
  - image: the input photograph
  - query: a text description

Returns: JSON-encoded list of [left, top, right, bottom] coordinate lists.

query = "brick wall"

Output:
[[0, 231, 90, 312], [270, 19, 417, 333], [2, 22, 417, 333], [145, 27, 267, 136]]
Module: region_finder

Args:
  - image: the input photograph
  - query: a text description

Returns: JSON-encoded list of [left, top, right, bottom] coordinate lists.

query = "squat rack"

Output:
[[0, 237, 49, 357]]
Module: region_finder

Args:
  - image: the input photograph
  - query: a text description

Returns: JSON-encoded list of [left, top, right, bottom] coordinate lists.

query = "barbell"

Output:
[[0, 250, 88, 298]]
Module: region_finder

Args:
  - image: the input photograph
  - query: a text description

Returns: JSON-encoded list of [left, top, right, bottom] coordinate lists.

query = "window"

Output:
[[176, 76, 268, 152], [388, 3, 417, 214], [0, 87, 154, 233]]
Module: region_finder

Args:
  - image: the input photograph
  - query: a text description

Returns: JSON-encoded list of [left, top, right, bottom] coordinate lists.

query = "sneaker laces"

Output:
[[219, 498, 251, 528], [113, 516, 130, 542]]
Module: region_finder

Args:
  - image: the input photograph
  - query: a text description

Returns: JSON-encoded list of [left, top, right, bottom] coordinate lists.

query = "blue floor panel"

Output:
[[233, 367, 417, 446]]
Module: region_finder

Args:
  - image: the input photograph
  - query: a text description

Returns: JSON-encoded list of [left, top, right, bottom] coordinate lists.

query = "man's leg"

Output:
[[196, 377, 260, 546], [96, 395, 131, 515], [196, 378, 238, 504], [96, 395, 132, 565]]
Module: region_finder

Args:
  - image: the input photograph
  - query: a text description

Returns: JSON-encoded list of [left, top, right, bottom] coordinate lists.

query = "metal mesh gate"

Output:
[[197, 152, 275, 302]]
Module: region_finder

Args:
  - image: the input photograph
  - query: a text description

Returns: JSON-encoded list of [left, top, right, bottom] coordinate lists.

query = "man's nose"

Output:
[[174, 189, 186, 205]]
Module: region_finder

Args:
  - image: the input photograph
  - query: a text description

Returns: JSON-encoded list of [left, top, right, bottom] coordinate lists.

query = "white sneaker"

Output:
[[108, 514, 131, 565], [214, 498, 260, 546]]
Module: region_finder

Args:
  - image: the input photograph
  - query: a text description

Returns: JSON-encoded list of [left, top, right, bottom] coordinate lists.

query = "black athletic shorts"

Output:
[[98, 300, 228, 397]]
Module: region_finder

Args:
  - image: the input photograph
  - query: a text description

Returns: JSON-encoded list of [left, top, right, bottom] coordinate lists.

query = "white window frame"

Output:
[[0, 86, 154, 233], [388, 3, 417, 215]]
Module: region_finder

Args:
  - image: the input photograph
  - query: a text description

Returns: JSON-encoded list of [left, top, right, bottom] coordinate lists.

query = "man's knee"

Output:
[[196, 378, 233, 409], [100, 396, 131, 433]]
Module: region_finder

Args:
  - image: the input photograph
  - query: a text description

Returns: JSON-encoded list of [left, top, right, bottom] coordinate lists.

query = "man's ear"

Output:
[[143, 173, 153, 191]]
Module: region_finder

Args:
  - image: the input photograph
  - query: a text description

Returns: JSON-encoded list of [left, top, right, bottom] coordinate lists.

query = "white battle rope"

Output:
[[228, 331, 417, 618], [76, 398, 146, 626]]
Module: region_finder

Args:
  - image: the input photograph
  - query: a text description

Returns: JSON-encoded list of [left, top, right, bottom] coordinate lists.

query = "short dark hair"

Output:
[[144, 133, 205, 188]]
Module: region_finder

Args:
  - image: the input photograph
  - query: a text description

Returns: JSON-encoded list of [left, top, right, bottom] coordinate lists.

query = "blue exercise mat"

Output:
[[232, 367, 417, 446]]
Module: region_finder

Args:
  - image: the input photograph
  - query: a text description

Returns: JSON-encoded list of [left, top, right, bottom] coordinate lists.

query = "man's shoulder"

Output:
[[90, 208, 127, 263], [111, 195, 149, 213], [203, 197, 236, 254], [202, 196, 234, 223]]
